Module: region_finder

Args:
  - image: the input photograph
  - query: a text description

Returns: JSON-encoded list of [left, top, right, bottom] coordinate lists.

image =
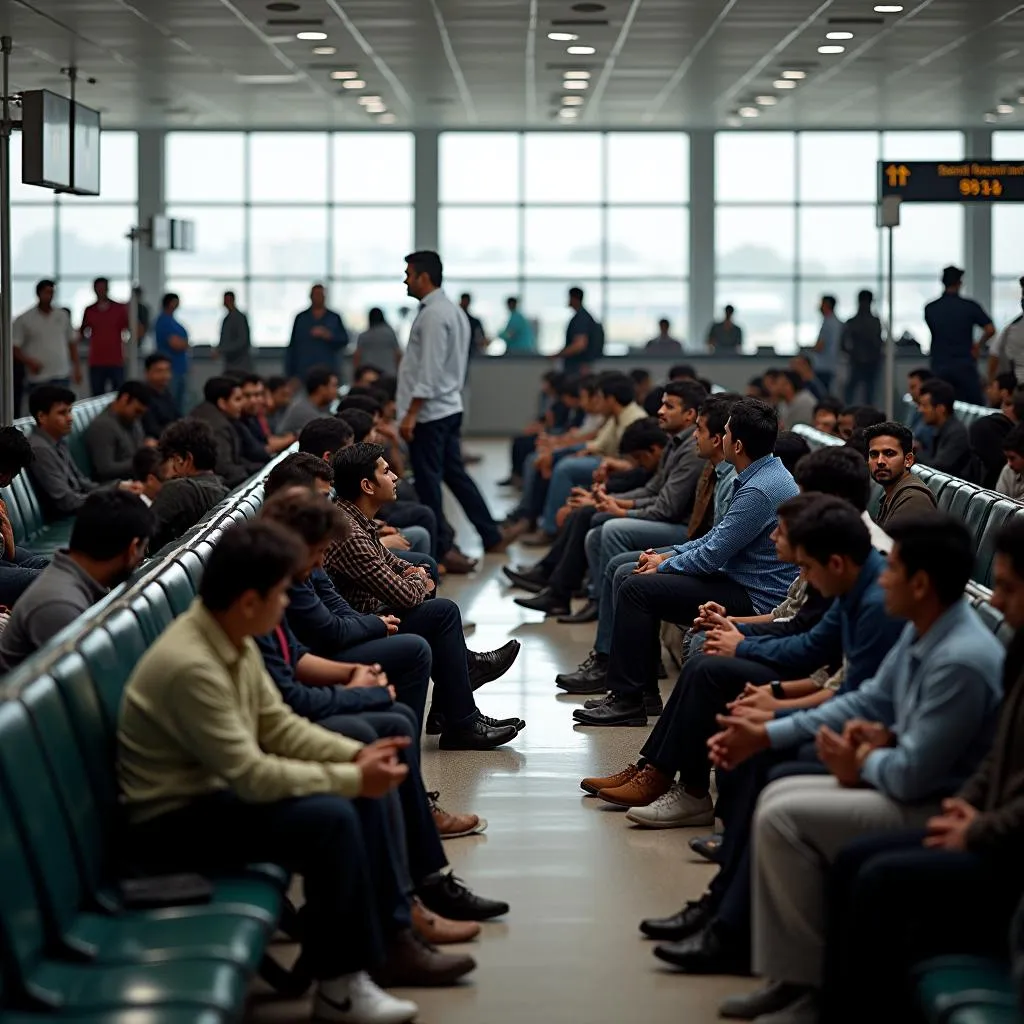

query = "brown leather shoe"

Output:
[[411, 898, 481, 945], [429, 791, 487, 839], [581, 763, 639, 796], [598, 763, 672, 808], [442, 548, 478, 574], [373, 929, 476, 987]]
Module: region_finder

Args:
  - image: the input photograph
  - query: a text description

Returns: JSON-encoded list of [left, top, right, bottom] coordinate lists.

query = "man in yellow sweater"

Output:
[[118, 520, 471, 1024]]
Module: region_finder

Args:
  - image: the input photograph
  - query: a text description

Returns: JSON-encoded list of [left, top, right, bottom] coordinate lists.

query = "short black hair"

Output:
[[353, 363, 383, 383], [264, 452, 336, 498], [161, 292, 179, 310], [158, 419, 218, 472], [405, 250, 443, 287], [305, 365, 337, 394], [724, 304, 735, 316], [698, 395, 734, 438], [336, 394, 382, 417], [629, 368, 651, 385], [746, 375, 769, 398], [781, 369, 804, 392], [29, 385, 75, 420], [726, 398, 778, 462], [919, 378, 956, 413], [131, 446, 163, 482], [0, 426, 33, 477], [854, 406, 887, 429], [266, 375, 290, 393], [203, 376, 241, 405], [814, 398, 843, 417], [367, 307, 385, 326], [776, 492, 826, 529], [787, 495, 872, 566], [578, 374, 599, 396], [298, 416, 354, 458], [886, 514, 974, 605], [336, 408, 374, 443], [35, 279, 55, 296], [597, 373, 635, 408], [332, 441, 387, 502], [908, 367, 931, 384], [663, 379, 709, 411], [619, 417, 668, 456], [69, 490, 155, 561], [793, 446, 872, 512], [821, 294, 837, 310], [994, 371, 1018, 394], [144, 353, 171, 371], [1003, 422, 1024, 455], [1012, 388, 1024, 423], [994, 517, 1024, 581], [376, 374, 397, 402], [558, 379, 581, 399], [669, 364, 698, 381], [116, 380, 153, 406], [260, 487, 346, 546], [240, 372, 264, 387], [864, 421, 914, 456], [199, 521, 304, 612], [774, 431, 812, 474], [569, 286, 584, 302]]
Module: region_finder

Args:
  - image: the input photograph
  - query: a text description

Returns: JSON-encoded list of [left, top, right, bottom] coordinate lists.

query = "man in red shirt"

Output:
[[80, 277, 130, 396]]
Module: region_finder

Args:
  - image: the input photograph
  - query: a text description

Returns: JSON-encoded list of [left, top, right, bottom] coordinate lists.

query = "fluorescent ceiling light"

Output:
[[379, 113, 396, 125], [296, 31, 327, 40], [234, 73, 301, 84], [364, 105, 386, 114], [773, 79, 797, 89], [756, 95, 778, 106], [341, 79, 366, 89], [330, 69, 359, 79], [562, 95, 585, 105], [564, 70, 591, 79], [357, 95, 382, 104], [567, 45, 596, 55], [313, 46, 336, 55], [818, 44, 845, 54], [826, 31, 853, 40], [782, 70, 806, 80], [873, 4, 904, 11], [738, 106, 759, 118], [548, 32, 578, 41], [563, 80, 588, 89], [997, 103, 1015, 114], [558, 108, 578, 119]]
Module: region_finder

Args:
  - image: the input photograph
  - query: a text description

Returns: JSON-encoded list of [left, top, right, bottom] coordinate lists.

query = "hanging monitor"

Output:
[[70, 101, 101, 196], [20, 90, 72, 191], [150, 214, 172, 251]]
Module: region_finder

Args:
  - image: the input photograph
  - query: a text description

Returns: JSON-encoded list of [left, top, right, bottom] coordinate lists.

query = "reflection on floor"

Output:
[[247, 440, 753, 1023]]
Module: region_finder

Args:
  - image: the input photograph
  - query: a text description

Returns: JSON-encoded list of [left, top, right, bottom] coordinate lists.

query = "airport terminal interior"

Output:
[[1, 1, 1024, 1023]]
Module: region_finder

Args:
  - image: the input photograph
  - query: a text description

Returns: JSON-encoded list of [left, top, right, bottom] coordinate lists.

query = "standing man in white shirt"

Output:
[[12, 279, 81, 414], [398, 251, 509, 566]]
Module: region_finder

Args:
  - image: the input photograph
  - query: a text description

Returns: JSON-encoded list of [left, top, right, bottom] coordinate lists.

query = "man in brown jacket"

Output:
[[865, 421, 937, 532]]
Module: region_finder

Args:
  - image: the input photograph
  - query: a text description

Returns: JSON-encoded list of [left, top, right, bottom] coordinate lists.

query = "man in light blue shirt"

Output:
[[499, 296, 535, 354], [814, 294, 842, 394], [285, 284, 348, 383], [397, 251, 508, 565]]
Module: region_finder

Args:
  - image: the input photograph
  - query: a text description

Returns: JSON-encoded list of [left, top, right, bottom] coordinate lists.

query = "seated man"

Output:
[[326, 442, 524, 751], [765, 368, 816, 428], [117, 521, 459, 1024], [263, 374, 294, 433], [83, 380, 152, 481], [130, 446, 165, 507], [0, 490, 153, 671], [190, 376, 265, 489], [279, 364, 340, 436], [711, 514, 1003, 1024], [572, 398, 800, 726], [997, 422, 1024, 500], [972, 372, 1019, 488], [150, 419, 229, 551], [864, 421, 936, 531], [239, 372, 295, 456], [140, 353, 180, 441], [0, 425, 49, 607], [916, 377, 978, 481]]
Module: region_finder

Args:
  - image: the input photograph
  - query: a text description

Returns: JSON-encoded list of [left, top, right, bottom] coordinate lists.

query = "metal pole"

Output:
[[0, 37, 13, 425], [885, 224, 895, 420], [127, 228, 140, 378]]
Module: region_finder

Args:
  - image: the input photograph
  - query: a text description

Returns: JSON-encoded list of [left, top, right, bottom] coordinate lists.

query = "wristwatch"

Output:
[[770, 681, 786, 701]]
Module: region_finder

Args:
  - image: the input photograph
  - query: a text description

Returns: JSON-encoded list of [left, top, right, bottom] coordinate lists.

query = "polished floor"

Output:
[[248, 441, 753, 1023]]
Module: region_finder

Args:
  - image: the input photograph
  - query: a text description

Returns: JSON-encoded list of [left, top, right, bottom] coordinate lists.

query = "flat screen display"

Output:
[[171, 218, 195, 252], [150, 214, 171, 251], [71, 102, 101, 196], [20, 90, 72, 191]]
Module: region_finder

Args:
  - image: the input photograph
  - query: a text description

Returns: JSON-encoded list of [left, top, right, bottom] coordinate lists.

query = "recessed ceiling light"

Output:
[[738, 106, 759, 118], [567, 45, 596, 55], [341, 79, 366, 89], [364, 104, 386, 114], [564, 70, 591, 80], [997, 102, 1015, 115], [873, 4, 904, 11], [563, 80, 589, 89], [773, 79, 797, 89], [756, 95, 778, 106], [826, 31, 854, 40], [357, 95, 382, 104], [379, 113, 396, 125], [781, 70, 806, 80], [330, 69, 359, 80], [984, 112, 999, 123], [558, 108, 578, 119], [296, 31, 327, 40], [818, 44, 845, 54], [548, 32, 578, 41], [562, 95, 585, 106], [313, 46, 336, 55]]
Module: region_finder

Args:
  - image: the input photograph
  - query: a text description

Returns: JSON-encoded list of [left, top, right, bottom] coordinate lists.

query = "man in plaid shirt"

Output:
[[326, 442, 525, 751]]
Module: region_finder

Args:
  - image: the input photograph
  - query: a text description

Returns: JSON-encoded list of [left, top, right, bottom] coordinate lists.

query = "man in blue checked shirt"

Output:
[[573, 399, 798, 727]]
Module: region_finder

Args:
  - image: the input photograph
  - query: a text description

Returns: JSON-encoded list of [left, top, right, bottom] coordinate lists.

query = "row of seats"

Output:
[[901, 393, 993, 431], [0, 394, 115, 556], [791, 424, 1024, 590], [0, 450, 290, 1022]]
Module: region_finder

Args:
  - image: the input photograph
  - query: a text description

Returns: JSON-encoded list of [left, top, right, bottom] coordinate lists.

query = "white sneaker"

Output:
[[313, 971, 419, 1024], [625, 783, 715, 829]]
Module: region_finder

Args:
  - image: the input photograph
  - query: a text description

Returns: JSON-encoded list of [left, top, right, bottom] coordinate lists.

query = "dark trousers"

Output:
[[409, 413, 500, 553], [381, 500, 438, 560], [89, 365, 125, 397], [640, 654, 780, 792], [318, 705, 446, 886], [545, 506, 611, 598], [844, 363, 879, 406], [126, 788, 409, 980], [385, 597, 476, 726], [510, 434, 536, 477], [608, 572, 755, 700], [0, 547, 50, 607], [824, 829, 1023, 1024], [336, 634, 432, 726], [933, 362, 985, 406], [817, 371, 835, 393], [397, 551, 439, 586]]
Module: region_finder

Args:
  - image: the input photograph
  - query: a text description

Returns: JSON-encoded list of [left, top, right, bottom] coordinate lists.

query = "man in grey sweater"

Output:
[[0, 490, 154, 671], [83, 380, 152, 481]]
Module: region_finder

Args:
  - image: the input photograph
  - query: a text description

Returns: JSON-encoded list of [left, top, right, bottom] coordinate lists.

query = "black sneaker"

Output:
[[555, 651, 608, 691], [480, 712, 526, 732], [418, 872, 509, 922]]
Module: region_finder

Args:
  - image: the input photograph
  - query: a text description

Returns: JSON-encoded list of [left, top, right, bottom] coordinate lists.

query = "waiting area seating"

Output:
[[915, 955, 1022, 1024]]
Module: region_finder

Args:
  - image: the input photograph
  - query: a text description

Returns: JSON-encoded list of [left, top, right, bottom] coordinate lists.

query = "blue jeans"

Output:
[[584, 518, 689, 600], [0, 547, 50, 607], [397, 524, 431, 555], [540, 455, 600, 534], [594, 547, 676, 655], [517, 444, 583, 523], [171, 373, 189, 415]]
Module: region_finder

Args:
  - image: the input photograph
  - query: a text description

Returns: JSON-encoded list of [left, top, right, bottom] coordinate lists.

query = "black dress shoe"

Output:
[[555, 651, 608, 690], [719, 981, 810, 1020], [689, 833, 724, 864], [418, 872, 509, 922], [652, 920, 750, 975], [572, 696, 647, 726], [438, 713, 518, 750], [425, 706, 444, 735], [502, 564, 548, 593], [513, 587, 570, 616], [556, 599, 599, 624], [639, 893, 715, 941], [559, 673, 611, 695], [579, 690, 663, 714], [480, 712, 526, 732], [467, 639, 521, 689]]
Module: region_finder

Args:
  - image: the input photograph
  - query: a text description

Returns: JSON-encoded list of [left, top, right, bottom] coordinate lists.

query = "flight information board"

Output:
[[879, 161, 1024, 202]]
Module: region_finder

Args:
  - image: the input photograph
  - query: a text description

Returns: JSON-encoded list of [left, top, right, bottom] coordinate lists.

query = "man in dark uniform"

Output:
[[924, 265, 994, 406]]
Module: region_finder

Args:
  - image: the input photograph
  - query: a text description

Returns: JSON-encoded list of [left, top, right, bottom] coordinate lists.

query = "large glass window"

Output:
[[991, 132, 1024, 329], [165, 132, 414, 345]]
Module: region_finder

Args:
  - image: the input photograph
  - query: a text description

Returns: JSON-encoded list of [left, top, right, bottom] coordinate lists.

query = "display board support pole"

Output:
[[0, 37, 14, 426], [879, 195, 902, 420], [126, 228, 142, 379]]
